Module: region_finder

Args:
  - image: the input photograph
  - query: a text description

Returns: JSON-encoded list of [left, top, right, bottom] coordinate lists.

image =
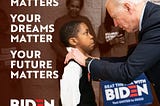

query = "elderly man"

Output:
[[64, 0, 160, 102]]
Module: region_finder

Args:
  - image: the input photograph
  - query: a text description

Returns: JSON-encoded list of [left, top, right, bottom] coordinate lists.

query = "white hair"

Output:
[[106, 0, 148, 6], [119, 0, 148, 4]]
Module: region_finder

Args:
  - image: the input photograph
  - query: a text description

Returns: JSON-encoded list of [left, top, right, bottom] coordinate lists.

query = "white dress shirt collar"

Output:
[[139, 1, 148, 31]]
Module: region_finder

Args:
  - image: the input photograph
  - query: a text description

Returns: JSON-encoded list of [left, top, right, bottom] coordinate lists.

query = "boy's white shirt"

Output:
[[60, 47, 82, 106]]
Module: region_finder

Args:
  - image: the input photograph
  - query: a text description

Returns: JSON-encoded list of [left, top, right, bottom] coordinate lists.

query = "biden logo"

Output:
[[10, 99, 55, 106], [100, 74, 153, 106], [105, 83, 148, 101]]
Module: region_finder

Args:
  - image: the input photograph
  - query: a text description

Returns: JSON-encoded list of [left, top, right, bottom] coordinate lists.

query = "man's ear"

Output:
[[123, 2, 134, 14], [68, 37, 78, 46]]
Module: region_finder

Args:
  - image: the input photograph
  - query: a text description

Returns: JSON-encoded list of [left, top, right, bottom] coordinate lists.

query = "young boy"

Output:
[[60, 21, 97, 106]]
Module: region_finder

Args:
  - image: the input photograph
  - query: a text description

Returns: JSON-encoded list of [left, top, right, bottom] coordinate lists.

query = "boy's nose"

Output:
[[89, 33, 93, 39]]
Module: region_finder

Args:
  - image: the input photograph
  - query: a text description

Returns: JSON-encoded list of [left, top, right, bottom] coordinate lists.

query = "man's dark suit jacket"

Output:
[[90, 2, 160, 102]]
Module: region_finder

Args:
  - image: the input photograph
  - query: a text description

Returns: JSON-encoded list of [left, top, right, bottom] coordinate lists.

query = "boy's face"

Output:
[[75, 23, 95, 54]]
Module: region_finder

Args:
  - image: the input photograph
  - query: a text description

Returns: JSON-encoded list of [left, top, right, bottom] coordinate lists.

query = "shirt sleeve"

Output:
[[60, 61, 82, 106]]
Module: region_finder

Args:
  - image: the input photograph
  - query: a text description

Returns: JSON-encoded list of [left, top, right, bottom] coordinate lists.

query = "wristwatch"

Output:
[[85, 57, 92, 67]]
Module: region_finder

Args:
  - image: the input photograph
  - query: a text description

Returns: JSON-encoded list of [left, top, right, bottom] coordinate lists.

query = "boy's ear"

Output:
[[68, 37, 78, 46]]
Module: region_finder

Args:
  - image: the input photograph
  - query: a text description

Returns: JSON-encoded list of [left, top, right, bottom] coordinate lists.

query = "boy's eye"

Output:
[[83, 29, 89, 35], [83, 31, 88, 35]]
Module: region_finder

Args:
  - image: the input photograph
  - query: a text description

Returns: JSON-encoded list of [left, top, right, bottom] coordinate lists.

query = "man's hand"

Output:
[[64, 48, 88, 66]]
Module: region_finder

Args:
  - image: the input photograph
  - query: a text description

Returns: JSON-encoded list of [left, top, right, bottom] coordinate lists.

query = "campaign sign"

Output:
[[100, 74, 153, 106]]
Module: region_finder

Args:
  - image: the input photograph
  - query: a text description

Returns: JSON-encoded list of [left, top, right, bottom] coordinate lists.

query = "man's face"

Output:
[[68, 0, 81, 18], [75, 23, 95, 53], [106, 2, 139, 33]]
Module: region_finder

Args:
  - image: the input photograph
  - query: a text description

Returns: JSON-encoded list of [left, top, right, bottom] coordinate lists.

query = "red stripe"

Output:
[[130, 93, 138, 97], [37, 104, 44, 106], [36, 99, 44, 103], [128, 85, 137, 89], [130, 89, 138, 93]]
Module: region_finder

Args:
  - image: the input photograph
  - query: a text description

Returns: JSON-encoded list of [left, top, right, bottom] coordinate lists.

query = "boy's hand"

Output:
[[64, 48, 88, 66]]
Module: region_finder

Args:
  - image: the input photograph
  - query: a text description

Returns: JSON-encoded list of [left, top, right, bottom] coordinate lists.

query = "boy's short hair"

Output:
[[60, 21, 82, 47]]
